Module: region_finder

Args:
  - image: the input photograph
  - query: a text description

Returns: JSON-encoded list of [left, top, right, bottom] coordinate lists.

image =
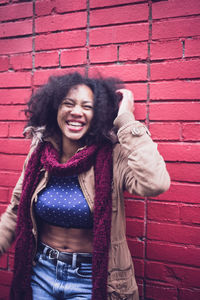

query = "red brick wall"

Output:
[[0, 0, 200, 299]]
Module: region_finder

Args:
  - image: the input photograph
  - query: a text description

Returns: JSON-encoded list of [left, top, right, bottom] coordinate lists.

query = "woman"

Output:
[[0, 72, 170, 300]]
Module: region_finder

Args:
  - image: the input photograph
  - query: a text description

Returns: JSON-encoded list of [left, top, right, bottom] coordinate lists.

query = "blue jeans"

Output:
[[31, 244, 92, 300]]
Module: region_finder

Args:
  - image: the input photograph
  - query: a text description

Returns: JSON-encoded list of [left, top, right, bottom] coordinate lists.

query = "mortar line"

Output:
[[86, 0, 90, 76], [32, 0, 36, 91], [143, 1, 153, 299]]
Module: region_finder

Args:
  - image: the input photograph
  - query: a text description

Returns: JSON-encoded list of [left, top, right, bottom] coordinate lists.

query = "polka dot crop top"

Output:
[[35, 175, 93, 229]]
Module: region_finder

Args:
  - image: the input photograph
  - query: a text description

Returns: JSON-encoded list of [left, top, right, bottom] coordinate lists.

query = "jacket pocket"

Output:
[[107, 265, 138, 296]]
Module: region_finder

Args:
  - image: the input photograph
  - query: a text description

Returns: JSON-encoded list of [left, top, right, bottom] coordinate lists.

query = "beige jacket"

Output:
[[0, 112, 170, 300]]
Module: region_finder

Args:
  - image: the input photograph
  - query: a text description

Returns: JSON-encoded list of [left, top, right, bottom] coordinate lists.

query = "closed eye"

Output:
[[83, 105, 93, 110], [62, 100, 74, 107]]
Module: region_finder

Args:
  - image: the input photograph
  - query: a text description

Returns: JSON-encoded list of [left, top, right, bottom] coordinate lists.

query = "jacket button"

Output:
[[131, 127, 142, 136]]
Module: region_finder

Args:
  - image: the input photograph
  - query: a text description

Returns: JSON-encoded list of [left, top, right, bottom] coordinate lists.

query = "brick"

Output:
[[133, 259, 144, 278], [182, 123, 200, 141], [126, 219, 144, 238], [33, 67, 85, 86], [0, 122, 9, 137], [125, 83, 147, 101], [180, 205, 200, 225], [185, 38, 200, 58], [0, 37, 32, 55], [10, 53, 32, 70], [90, 23, 148, 45], [0, 2, 32, 21], [152, 0, 200, 20], [152, 182, 200, 203], [150, 80, 200, 100], [146, 283, 177, 300], [90, 0, 145, 8], [147, 241, 200, 267], [35, 0, 55, 16], [9, 121, 26, 138], [0, 105, 26, 121], [151, 40, 182, 60], [0, 56, 9, 72], [158, 142, 200, 163], [134, 103, 146, 121], [166, 162, 200, 183], [88, 64, 147, 82], [0, 154, 25, 171], [147, 221, 200, 246], [149, 122, 181, 141], [61, 48, 87, 67], [35, 51, 59, 68], [119, 43, 148, 61], [179, 288, 200, 300], [146, 261, 200, 288], [35, 11, 87, 33], [90, 3, 148, 27], [127, 238, 144, 259], [55, 0, 87, 13], [149, 102, 200, 121], [0, 138, 30, 155], [35, 30, 86, 51], [0, 19, 32, 38], [0, 170, 21, 188], [147, 201, 179, 222], [125, 199, 145, 219], [151, 59, 200, 81], [0, 187, 9, 203], [89, 45, 117, 63], [33, 69, 66, 86], [35, 0, 86, 16], [0, 89, 31, 104], [152, 17, 200, 40], [0, 72, 31, 88]]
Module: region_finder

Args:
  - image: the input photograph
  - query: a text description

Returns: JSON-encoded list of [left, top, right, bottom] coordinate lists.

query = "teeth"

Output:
[[68, 121, 83, 127]]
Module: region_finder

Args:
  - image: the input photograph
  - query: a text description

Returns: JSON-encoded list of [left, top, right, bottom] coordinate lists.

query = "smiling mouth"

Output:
[[66, 121, 85, 131], [67, 121, 85, 127]]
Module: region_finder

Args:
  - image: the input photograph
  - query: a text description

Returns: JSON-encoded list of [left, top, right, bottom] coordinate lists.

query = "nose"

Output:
[[71, 104, 83, 116]]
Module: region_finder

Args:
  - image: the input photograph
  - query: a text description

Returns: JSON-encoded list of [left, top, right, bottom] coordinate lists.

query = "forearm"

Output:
[[114, 112, 170, 197]]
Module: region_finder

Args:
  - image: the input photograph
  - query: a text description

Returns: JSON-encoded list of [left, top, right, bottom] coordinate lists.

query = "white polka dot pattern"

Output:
[[35, 176, 93, 228]]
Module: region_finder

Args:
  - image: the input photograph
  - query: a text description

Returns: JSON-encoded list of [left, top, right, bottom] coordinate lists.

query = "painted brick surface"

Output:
[[0, 0, 200, 299]]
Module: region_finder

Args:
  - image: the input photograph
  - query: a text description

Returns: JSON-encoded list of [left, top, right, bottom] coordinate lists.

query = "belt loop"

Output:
[[72, 253, 77, 269], [43, 245, 49, 258]]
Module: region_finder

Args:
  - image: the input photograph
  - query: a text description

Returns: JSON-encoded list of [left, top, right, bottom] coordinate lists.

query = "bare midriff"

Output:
[[40, 221, 93, 253]]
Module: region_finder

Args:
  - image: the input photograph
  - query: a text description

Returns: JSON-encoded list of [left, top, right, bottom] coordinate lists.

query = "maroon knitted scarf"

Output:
[[10, 141, 113, 300]]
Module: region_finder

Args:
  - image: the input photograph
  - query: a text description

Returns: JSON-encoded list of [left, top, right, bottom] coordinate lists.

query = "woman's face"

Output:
[[57, 84, 94, 144]]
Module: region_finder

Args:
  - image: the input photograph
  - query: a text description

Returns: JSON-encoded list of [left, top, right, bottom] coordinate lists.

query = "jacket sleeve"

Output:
[[113, 112, 170, 197], [0, 147, 34, 255]]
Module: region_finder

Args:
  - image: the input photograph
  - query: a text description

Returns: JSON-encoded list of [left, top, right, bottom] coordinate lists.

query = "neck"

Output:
[[61, 137, 82, 163]]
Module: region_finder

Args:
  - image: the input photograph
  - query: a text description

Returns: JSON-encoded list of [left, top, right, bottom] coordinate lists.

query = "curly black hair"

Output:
[[24, 72, 124, 145]]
